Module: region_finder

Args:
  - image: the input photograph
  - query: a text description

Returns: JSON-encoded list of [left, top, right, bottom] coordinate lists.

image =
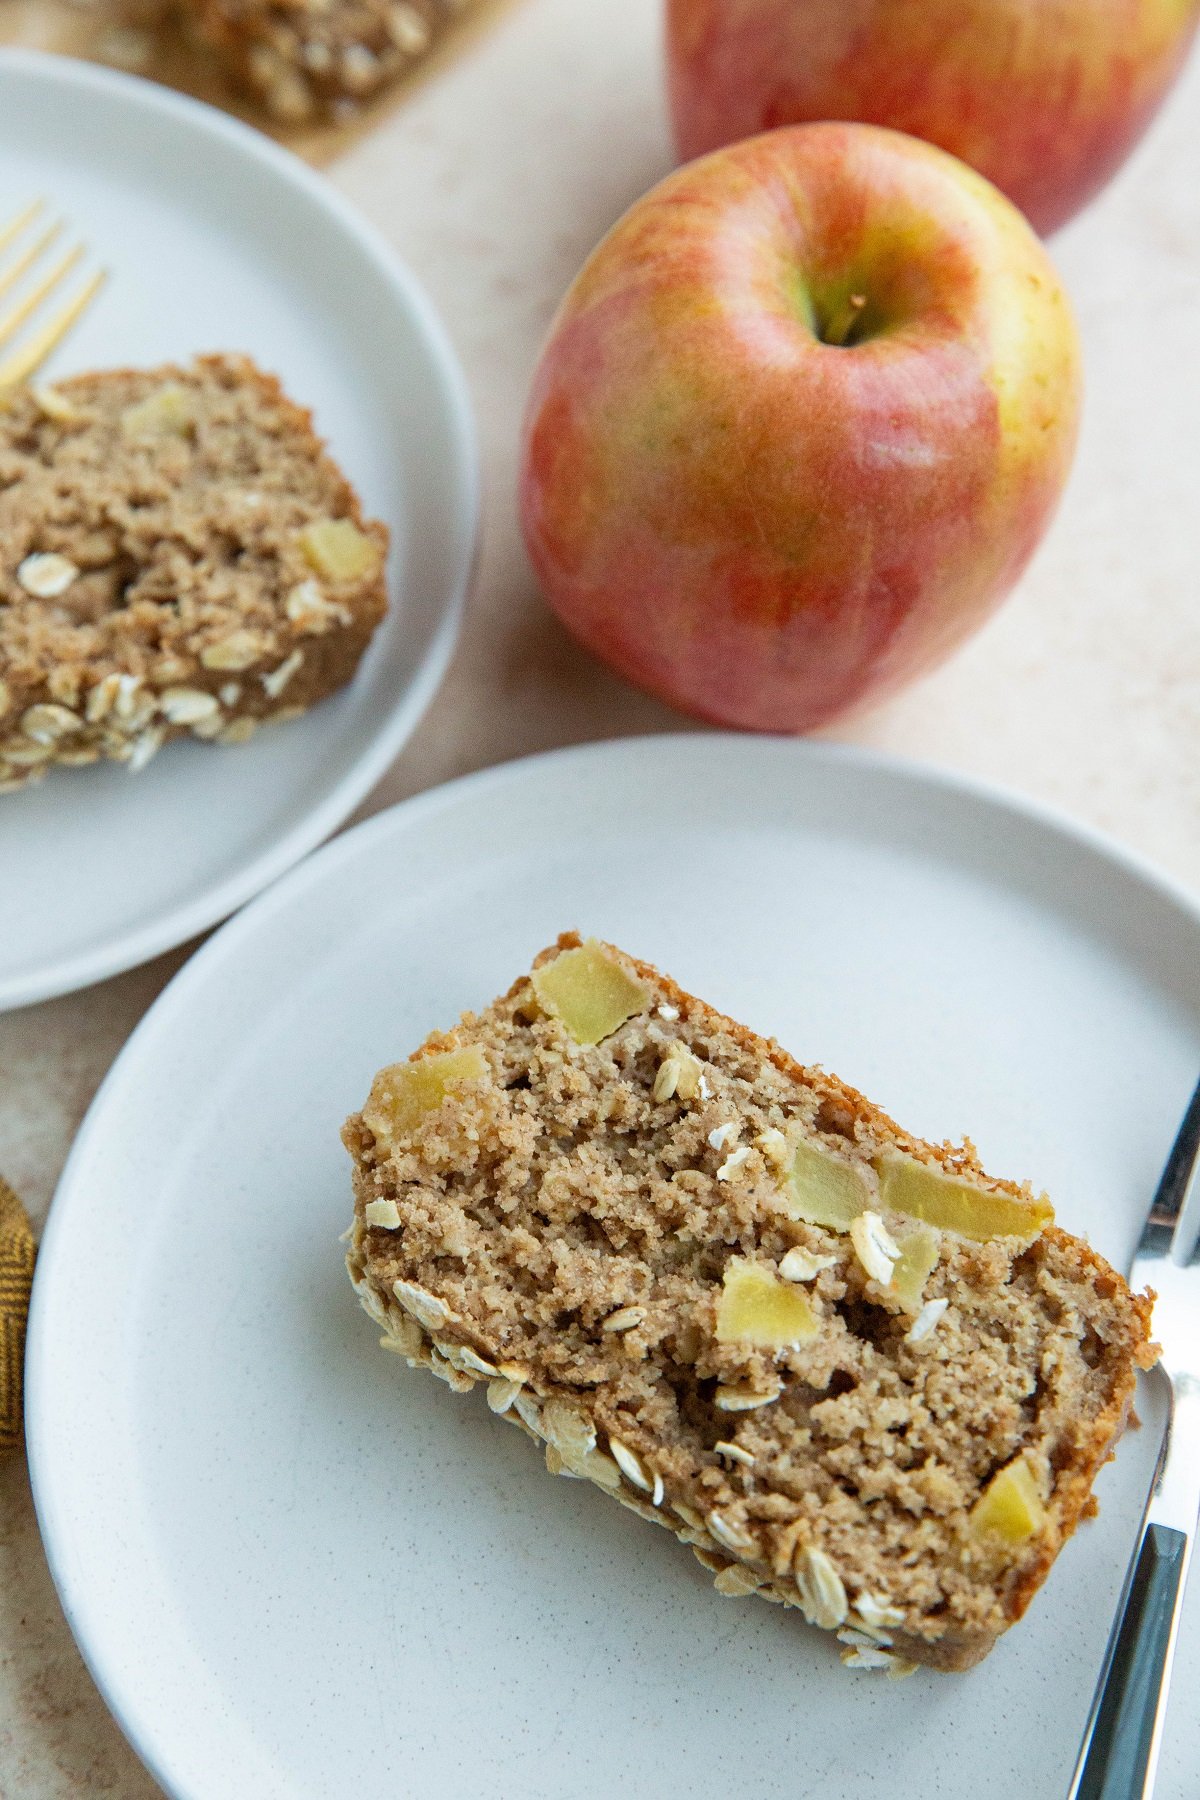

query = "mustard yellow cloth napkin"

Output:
[[0, 1178, 35, 1454]]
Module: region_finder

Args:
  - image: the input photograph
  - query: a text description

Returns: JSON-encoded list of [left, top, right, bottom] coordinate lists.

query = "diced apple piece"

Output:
[[783, 1139, 870, 1230], [874, 1154, 1052, 1244], [363, 1044, 489, 1146], [298, 518, 381, 582], [716, 1258, 818, 1349], [120, 384, 195, 438], [531, 940, 648, 1046], [970, 1455, 1046, 1546], [888, 1225, 941, 1314]]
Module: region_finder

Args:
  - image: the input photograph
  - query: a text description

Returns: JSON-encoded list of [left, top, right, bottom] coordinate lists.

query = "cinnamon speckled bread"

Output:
[[0, 354, 387, 793], [343, 933, 1155, 1674]]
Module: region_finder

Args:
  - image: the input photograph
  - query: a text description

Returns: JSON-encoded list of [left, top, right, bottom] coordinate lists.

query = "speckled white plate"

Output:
[[0, 50, 477, 1011], [25, 737, 1200, 1799]]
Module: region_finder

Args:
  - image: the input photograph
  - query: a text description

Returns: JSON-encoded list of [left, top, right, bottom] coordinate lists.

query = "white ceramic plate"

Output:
[[0, 50, 477, 1011], [26, 737, 1200, 1800]]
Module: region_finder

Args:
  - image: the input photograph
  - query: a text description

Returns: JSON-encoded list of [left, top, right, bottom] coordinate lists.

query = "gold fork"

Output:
[[0, 200, 107, 392]]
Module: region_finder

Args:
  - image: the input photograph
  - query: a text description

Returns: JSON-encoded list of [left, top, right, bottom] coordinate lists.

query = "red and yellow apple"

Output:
[[667, 0, 1200, 236], [518, 123, 1081, 734]]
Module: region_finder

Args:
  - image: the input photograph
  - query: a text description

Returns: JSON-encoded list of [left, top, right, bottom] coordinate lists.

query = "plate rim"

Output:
[[25, 730, 1200, 1798], [0, 46, 480, 1013]]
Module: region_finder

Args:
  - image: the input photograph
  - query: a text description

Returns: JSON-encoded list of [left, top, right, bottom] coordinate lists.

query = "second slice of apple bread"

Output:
[[0, 354, 386, 791]]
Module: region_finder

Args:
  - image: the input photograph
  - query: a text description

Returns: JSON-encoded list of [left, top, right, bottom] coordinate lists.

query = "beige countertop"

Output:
[[2, 2, 1199, 1791]]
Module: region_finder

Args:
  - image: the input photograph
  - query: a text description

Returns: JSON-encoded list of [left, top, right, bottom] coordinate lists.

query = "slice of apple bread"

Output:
[[343, 933, 1155, 1673], [0, 353, 387, 792]]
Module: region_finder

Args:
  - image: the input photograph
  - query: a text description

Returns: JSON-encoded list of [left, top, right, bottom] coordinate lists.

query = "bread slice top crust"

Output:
[[0, 353, 386, 786], [343, 933, 1155, 1673]]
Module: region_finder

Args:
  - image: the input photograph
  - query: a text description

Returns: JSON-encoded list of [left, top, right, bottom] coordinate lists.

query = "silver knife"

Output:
[[1069, 1074, 1200, 1799]]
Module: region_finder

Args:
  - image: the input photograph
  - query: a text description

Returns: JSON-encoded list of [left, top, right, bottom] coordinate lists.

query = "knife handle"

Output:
[[1076, 1523, 1187, 1800]]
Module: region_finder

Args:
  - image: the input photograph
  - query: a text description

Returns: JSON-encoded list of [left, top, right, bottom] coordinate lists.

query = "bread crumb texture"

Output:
[[0, 354, 387, 792], [343, 934, 1155, 1674]]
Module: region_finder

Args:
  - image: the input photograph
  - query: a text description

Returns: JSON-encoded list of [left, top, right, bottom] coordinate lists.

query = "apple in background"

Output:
[[518, 123, 1082, 735], [667, 0, 1200, 236]]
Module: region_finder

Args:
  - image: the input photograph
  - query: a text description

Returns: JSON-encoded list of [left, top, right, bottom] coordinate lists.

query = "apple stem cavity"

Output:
[[821, 291, 868, 348]]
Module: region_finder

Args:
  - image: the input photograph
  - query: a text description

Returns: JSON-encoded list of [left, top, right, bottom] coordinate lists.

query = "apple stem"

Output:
[[822, 292, 868, 348]]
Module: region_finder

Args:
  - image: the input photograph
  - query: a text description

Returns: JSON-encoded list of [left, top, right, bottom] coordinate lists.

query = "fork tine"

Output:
[[0, 199, 44, 260], [0, 245, 84, 353], [0, 268, 107, 389], [0, 220, 63, 307], [1140, 1073, 1200, 1249]]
